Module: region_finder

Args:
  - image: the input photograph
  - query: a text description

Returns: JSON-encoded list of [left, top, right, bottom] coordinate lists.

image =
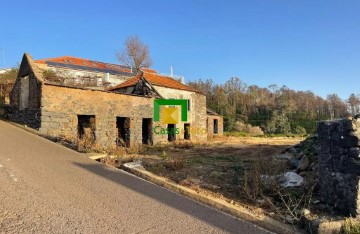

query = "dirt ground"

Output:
[[136, 136, 303, 215]]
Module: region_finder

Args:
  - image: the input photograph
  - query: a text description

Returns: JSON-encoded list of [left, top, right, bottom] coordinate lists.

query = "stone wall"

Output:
[[317, 118, 360, 216], [40, 84, 154, 148], [9, 58, 42, 129], [9, 53, 209, 148], [207, 115, 224, 138], [153, 86, 207, 142]]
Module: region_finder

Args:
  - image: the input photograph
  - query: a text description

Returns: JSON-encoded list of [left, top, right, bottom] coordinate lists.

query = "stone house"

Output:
[[9, 53, 223, 149], [206, 109, 224, 138], [108, 71, 210, 142]]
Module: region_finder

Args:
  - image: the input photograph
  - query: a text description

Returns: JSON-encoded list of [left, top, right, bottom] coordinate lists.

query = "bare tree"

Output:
[[117, 35, 152, 73]]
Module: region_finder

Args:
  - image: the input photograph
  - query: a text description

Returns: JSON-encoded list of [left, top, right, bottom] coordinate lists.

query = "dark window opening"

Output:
[[78, 115, 96, 141], [142, 118, 153, 145], [168, 124, 176, 142], [117, 117, 130, 147], [184, 123, 190, 140], [187, 99, 191, 111], [213, 119, 218, 134]]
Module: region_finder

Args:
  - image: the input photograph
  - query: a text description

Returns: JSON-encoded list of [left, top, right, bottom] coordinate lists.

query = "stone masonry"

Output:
[[146, 86, 207, 142], [9, 55, 42, 129], [9, 53, 210, 149], [207, 115, 224, 138], [40, 84, 154, 148], [317, 118, 360, 216]]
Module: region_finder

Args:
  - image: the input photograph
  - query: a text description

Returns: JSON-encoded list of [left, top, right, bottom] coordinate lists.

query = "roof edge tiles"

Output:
[[108, 72, 201, 94], [35, 56, 134, 75]]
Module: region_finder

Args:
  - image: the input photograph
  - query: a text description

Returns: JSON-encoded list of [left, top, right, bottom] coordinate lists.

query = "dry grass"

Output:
[[342, 218, 360, 234], [57, 132, 310, 225], [220, 136, 302, 146]]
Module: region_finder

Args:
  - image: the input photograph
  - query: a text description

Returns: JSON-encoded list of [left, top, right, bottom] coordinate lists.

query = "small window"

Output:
[[187, 99, 191, 111], [184, 123, 190, 140], [168, 124, 176, 142], [213, 119, 218, 134], [142, 118, 153, 145]]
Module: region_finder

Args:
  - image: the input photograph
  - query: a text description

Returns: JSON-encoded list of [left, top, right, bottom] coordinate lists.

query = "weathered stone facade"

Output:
[[317, 118, 360, 216], [9, 55, 42, 128], [40, 84, 154, 147], [9, 53, 211, 148], [207, 114, 224, 138], [152, 86, 207, 142]]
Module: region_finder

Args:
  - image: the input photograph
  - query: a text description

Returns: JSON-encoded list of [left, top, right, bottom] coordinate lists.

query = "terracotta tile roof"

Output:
[[35, 56, 134, 75], [108, 72, 200, 93]]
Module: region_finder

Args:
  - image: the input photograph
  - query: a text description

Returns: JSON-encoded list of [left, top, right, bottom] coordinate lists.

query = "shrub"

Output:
[[342, 218, 360, 234], [142, 161, 166, 174], [235, 121, 264, 135], [292, 125, 307, 136], [265, 111, 291, 134]]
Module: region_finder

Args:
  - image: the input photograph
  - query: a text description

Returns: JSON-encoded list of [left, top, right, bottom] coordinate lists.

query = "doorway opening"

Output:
[[116, 117, 130, 147]]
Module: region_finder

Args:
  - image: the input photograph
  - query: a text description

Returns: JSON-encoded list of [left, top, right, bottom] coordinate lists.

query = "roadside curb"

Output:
[[121, 163, 300, 234]]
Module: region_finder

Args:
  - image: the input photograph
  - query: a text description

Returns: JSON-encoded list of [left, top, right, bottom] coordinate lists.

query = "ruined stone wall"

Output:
[[40, 84, 154, 148], [9, 63, 42, 129], [152, 86, 207, 142], [207, 115, 224, 138], [317, 118, 360, 216]]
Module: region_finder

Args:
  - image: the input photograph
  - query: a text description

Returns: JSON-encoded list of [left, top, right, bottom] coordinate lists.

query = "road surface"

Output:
[[0, 120, 271, 233]]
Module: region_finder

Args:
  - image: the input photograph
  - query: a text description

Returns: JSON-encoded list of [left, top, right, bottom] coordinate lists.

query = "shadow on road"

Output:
[[72, 161, 260, 233]]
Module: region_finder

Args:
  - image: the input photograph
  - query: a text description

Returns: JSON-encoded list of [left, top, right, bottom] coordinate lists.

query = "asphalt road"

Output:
[[0, 120, 272, 233]]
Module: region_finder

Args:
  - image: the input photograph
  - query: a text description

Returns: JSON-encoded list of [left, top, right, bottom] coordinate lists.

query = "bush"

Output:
[[265, 111, 291, 134], [342, 218, 360, 234], [292, 125, 307, 136], [224, 116, 237, 131], [233, 121, 264, 136]]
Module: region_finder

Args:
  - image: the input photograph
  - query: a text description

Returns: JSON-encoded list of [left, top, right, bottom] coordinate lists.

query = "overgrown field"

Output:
[[100, 136, 325, 227]]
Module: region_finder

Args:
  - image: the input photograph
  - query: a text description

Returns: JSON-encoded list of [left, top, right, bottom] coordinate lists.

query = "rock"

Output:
[[310, 162, 318, 171], [297, 155, 310, 171], [295, 152, 304, 160], [256, 199, 266, 205], [281, 172, 304, 188], [299, 171, 308, 177], [312, 200, 320, 204], [290, 158, 300, 168], [285, 146, 298, 155], [274, 153, 293, 160]]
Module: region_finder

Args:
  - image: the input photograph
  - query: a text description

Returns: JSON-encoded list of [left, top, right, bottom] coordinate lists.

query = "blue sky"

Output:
[[1, 0, 359, 99]]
